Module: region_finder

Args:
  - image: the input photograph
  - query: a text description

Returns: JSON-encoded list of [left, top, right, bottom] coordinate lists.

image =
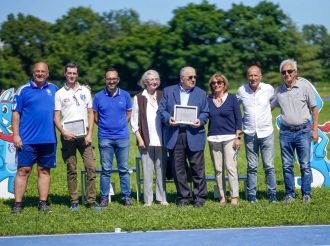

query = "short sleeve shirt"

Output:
[[93, 87, 132, 139], [55, 83, 92, 127], [271, 79, 316, 127], [12, 80, 58, 144]]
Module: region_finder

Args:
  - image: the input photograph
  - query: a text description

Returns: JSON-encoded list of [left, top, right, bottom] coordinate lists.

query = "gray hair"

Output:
[[279, 59, 297, 71], [180, 66, 195, 76], [137, 70, 161, 89]]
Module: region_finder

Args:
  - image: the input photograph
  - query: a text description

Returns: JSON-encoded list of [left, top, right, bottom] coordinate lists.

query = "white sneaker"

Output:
[[144, 202, 152, 206], [160, 201, 169, 206]]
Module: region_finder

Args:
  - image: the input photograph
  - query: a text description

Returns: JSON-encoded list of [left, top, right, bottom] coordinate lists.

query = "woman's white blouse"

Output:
[[131, 89, 163, 146]]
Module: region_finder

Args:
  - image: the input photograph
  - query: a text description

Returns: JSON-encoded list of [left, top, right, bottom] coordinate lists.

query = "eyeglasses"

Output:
[[281, 69, 296, 75], [73, 94, 80, 106], [105, 78, 119, 82], [184, 76, 197, 80], [146, 78, 159, 82], [211, 81, 223, 86]]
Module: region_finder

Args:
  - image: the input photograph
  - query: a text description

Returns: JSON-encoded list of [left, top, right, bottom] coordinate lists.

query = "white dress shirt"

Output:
[[236, 82, 274, 138], [131, 89, 162, 146]]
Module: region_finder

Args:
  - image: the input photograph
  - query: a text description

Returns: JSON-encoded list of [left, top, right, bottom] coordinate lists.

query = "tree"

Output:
[[1, 2, 328, 92], [0, 13, 51, 75], [302, 25, 330, 81], [160, 1, 241, 90], [92, 21, 167, 92], [44, 7, 146, 91], [223, 1, 300, 74], [294, 43, 323, 82], [44, 7, 103, 84], [0, 52, 29, 89], [85, 9, 146, 92]]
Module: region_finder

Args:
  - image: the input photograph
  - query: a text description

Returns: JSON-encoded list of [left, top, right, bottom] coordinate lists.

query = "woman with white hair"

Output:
[[131, 70, 168, 206]]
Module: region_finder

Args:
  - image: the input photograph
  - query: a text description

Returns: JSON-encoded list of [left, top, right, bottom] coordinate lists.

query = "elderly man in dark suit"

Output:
[[157, 66, 209, 208]]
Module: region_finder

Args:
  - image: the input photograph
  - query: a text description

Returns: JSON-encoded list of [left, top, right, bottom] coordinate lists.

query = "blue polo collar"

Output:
[[29, 79, 49, 89], [104, 86, 120, 97]]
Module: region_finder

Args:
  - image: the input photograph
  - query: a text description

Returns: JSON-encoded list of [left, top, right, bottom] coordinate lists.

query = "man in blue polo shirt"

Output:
[[11, 62, 58, 214], [93, 68, 133, 208]]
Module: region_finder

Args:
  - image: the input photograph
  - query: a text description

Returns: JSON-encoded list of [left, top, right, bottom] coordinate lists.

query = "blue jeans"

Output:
[[99, 138, 131, 200], [279, 125, 312, 197], [244, 133, 276, 196]]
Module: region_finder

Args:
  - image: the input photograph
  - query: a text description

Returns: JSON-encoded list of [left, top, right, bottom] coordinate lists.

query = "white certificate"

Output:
[[62, 119, 87, 138], [173, 105, 198, 124]]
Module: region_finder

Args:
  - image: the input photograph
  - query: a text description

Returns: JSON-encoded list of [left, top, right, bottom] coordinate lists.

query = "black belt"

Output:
[[179, 127, 186, 133], [281, 122, 310, 132]]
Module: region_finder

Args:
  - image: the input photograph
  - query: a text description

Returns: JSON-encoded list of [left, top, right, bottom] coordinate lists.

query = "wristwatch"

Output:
[[235, 136, 241, 140]]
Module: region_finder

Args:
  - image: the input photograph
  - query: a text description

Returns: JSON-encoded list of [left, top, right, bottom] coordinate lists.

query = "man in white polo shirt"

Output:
[[54, 62, 100, 211], [236, 66, 277, 203]]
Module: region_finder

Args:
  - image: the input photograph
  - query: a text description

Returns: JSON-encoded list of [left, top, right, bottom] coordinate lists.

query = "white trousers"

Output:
[[139, 146, 167, 203]]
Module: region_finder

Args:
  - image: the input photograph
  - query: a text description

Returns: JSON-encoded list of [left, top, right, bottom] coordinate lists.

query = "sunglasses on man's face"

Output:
[[281, 69, 296, 75], [184, 75, 197, 80]]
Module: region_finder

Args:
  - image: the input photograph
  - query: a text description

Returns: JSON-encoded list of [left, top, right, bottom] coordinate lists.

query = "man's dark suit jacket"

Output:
[[157, 84, 209, 152]]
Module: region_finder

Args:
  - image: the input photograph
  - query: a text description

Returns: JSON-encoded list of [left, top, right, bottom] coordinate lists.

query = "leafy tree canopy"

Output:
[[0, 1, 329, 92]]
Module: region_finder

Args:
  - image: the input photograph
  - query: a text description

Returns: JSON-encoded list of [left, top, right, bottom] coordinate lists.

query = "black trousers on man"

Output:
[[168, 131, 207, 203]]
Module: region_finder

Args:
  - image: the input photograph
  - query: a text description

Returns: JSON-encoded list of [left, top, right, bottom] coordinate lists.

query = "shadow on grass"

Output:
[[206, 191, 249, 202], [2, 194, 71, 208], [204, 190, 287, 202], [256, 190, 286, 201], [3, 190, 183, 209]]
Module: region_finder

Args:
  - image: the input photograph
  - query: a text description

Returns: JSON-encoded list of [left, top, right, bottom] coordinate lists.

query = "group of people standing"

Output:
[[10, 58, 318, 214], [135, 59, 318, 208], [12, 63, 135, 213]]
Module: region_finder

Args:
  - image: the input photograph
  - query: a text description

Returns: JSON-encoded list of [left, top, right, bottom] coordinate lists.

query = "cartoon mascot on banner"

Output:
[[0, 88, 17, 198], [276, 77, 330, 187]]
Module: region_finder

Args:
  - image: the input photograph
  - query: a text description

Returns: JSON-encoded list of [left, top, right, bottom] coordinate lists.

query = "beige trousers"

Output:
[[208, 139, 239, 198]]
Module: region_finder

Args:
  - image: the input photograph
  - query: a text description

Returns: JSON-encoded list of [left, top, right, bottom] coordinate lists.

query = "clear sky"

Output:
[[0, 0, 329, 32]]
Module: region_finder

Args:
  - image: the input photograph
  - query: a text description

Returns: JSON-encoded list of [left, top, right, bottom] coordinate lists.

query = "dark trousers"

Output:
[[168, 132, 207, 203]]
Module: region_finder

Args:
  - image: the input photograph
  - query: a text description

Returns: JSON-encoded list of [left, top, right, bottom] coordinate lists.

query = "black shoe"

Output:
[[124, 198, 133, 206], [177, 200, 191, 208], [193, 201, 204, 208], [38, 203, 52, 213], [11, 203, 22, 214], [100, 198, 109, 208]]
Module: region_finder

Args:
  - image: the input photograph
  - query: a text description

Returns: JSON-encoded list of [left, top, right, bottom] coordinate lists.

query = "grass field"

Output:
[[0, 86, 330, 236]]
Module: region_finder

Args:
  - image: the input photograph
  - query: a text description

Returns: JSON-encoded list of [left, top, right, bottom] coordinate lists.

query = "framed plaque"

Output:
[[173, 105, 198, 124], [62, 118, 87, 138]]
